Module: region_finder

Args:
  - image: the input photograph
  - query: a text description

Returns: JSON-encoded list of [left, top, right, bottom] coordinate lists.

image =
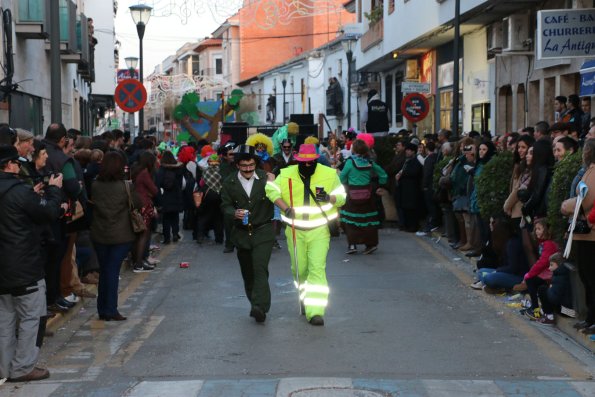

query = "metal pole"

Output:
[[282, 79, 287, 123], [49, 0, 62, 123], [452, 0, 460, 139], [129, 112, 135, 137], [346, 50, 353, 129], [137, 23, 146, 135]]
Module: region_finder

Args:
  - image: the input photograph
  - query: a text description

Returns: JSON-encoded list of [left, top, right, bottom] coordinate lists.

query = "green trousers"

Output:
[[285, 225, 330, 320], [235, 225, 274, 313]]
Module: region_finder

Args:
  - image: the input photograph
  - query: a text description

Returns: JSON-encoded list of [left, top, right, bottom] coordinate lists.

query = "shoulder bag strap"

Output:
[[300, 175, 331, 223], [124, 180, 134, 210]]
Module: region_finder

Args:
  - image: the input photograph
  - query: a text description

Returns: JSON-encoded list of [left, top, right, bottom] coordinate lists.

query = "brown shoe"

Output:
[[8, 367, 50, 382]]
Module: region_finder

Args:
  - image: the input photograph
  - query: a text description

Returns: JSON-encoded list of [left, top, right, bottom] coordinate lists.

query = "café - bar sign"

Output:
[[537, 8, 595, 60]]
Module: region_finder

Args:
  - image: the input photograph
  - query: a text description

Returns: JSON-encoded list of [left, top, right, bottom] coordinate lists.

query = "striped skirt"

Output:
[[339, 185, 380, 247]]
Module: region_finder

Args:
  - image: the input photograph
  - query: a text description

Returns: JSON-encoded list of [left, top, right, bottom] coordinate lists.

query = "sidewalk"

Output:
[[419, 230, 595, 354], [46, 240, 170, 333]]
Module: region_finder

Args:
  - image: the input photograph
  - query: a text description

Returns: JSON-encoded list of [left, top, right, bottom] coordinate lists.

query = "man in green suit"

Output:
[[220, 145, 275, 323]]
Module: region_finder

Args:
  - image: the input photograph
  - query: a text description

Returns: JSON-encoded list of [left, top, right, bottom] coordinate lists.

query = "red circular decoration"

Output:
[[401, 93, 430, 123], [114, 79, 147, 113]]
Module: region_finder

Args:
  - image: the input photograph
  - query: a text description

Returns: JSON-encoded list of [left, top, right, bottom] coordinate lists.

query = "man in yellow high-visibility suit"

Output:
[[265, 144, 346, 326]]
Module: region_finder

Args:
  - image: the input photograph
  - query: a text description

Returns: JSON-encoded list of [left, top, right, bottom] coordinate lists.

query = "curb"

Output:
[[422, 230, 595, 354]]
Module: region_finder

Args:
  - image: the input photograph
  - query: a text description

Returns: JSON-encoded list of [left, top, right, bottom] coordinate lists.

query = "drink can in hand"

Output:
[[242, 210, 249, 225]]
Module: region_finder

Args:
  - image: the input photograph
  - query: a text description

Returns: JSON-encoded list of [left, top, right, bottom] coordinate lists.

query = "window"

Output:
[[192, 57, 200, 75], [439, 89, 462, 131], [215, 58, 223, 75]]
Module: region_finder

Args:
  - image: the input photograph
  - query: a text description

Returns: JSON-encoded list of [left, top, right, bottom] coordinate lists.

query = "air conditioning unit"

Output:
[[487, 22, 503, 53], [502, 14, 530, 52]]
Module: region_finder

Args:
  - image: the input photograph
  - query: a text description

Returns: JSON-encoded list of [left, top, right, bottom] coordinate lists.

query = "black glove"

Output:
[[315, 188, 330, 203], [284, 207, 295, 219]]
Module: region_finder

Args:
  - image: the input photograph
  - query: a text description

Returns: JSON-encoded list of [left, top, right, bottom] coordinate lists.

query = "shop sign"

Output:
[[537, 8, 595, 60], [402, 82, 431, 94]]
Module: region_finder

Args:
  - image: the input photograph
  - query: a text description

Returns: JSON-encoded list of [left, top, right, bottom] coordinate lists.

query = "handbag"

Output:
[[124, 181, 146, 233], [348, 186, 372, 202], [193, 188, 210, 208]]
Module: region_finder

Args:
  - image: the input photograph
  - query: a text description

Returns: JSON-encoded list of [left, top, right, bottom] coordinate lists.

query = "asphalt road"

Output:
[[1, 228, 594, 397]]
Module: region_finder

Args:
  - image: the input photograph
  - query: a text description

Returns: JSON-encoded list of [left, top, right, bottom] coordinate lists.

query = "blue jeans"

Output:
[[93, 242, 132, 317], [477, 268, 523, 290]]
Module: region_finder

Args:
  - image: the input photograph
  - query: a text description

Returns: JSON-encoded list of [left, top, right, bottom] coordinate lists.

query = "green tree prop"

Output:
[[547, 151, 582, 244], [475, 151, 514, 219], [174, 90, 244, 142]]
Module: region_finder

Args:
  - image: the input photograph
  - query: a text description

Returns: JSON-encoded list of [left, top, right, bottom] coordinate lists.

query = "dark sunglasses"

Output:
[[282, 146, 292, 149]]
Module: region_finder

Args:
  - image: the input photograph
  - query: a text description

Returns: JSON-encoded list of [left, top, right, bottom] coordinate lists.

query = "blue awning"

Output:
[[580, 60, 595, 96]]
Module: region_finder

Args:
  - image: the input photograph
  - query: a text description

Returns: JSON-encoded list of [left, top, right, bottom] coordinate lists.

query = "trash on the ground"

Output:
[[452, 257, 462, 261], [342, 259, 350, 262], [179, 262, 189, 268]]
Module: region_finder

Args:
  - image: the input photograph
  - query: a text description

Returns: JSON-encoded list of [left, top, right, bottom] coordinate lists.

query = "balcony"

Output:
[[15, 0, 48, 39], [44, 0, 78, 61], [361, 19, 383, 52]]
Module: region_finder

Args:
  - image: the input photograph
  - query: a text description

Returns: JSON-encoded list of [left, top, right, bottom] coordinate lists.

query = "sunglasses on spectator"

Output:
[[282, 146, 291, 149]]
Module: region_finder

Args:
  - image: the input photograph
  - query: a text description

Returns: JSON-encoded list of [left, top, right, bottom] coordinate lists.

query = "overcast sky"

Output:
[[114, 0, 241, 74]]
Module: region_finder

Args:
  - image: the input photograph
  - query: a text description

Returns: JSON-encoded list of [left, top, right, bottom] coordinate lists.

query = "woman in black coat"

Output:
[[396, 143, 423, 232], [155, 151, 184, 244]]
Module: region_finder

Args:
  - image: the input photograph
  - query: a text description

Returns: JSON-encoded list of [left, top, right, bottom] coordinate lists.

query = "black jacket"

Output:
[[42, 139, 81, 200], [422, 152, 438, 189], [397, 156, 423, 210], [155, 163, 184, 213], [521, 165, 551, 219], [0, 172, 62, 291], [549, 264, 572, 308]]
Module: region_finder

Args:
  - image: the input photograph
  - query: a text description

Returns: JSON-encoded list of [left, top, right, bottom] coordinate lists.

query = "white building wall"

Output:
[[86, 0, 116, 96], [462, 28, 489, 133]]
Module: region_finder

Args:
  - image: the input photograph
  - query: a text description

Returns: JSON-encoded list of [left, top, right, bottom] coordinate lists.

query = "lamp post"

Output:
[[281, 73, 288, 124], [342, 38, 355, 129], [129, 4, 152, 136], [125, 56, 139, 136], [452, 0, 460, 139]]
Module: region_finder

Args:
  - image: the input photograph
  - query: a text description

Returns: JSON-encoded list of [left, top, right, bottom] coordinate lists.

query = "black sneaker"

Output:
[[273, 241, 281, 249], [133, 263, 154, 273], [309, 315, 324, 326], [56, 297, 75, 309], [363, 246, 377, 255]]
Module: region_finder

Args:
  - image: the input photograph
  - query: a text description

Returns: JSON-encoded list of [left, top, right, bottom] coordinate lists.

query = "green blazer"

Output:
[[220, 169, 274, 249]]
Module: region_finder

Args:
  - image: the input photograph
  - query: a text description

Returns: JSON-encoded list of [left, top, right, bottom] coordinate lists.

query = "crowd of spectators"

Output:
[[377, 94, 594, 335]]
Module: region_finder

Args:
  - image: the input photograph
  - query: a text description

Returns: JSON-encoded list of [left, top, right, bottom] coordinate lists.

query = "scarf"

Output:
[[203, 165, 222, 194]]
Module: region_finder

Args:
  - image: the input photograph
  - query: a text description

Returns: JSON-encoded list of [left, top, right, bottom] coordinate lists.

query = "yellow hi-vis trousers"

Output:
[[285, 225, 330, 320]]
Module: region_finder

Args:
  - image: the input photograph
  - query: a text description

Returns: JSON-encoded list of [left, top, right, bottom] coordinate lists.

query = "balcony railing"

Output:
[[361, 19, 383, 52]]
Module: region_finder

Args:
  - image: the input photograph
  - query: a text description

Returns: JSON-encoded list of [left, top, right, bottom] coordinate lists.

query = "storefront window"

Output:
[[439, 89, 462, 131], [472, 103, 490, 134]]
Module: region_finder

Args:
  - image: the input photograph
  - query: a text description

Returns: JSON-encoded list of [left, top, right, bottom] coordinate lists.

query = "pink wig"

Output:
[[357, 133, 375, 148]]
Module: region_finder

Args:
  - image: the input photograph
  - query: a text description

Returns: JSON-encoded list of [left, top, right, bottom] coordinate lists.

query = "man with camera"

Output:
[[0, 145, 64, 382]]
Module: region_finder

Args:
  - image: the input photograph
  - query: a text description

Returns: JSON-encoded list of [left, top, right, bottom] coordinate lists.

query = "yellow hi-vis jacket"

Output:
[[266, 164, 346, 229]]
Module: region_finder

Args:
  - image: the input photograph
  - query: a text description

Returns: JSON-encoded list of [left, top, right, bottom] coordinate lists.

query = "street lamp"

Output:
[[342, 38, 355, 129], [129, 4, 152, 135], [125, 56, 138, 79], [124, 56, 139, 135], [281, 72, 288, 124]]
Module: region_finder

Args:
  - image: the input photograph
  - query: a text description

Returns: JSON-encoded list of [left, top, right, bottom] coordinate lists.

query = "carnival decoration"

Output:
[[172, 89, 244, 143], [150, 0, 343, 27]]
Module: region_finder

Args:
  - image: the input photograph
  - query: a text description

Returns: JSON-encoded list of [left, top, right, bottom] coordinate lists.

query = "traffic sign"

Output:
[[402, 82, 431, 94], [114, 79, 147, 113], [401, 93, 430, 123]]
